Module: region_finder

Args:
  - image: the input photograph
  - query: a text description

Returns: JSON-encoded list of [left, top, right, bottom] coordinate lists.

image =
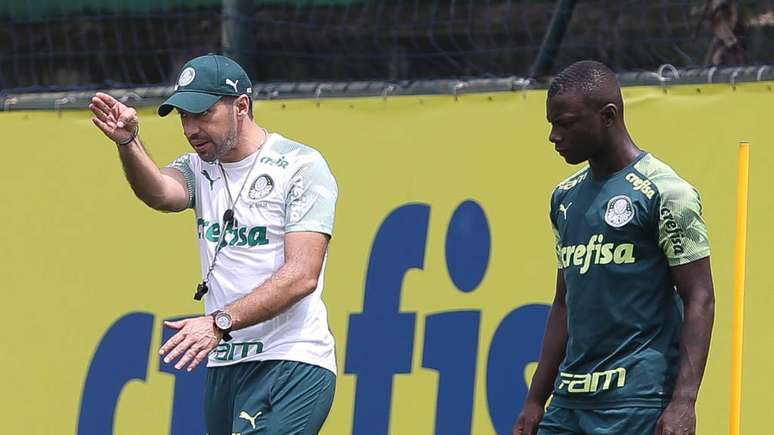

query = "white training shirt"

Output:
[[167, 133, 338, 374]]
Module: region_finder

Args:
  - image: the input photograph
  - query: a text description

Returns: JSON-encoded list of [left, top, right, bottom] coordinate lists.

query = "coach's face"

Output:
[[179, 99, 238, 162], [546, 92, 605, 165]]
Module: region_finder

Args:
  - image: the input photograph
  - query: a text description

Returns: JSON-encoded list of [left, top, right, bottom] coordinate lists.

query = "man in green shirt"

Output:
[[514, 61, 715, 435]]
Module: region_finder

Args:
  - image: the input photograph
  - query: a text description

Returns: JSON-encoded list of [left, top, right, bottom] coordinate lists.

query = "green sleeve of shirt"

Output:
[[656, 180, 711, 266]]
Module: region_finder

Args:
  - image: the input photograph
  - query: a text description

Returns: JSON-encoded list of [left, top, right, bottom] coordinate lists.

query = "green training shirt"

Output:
[[548, 151, 710, 409]]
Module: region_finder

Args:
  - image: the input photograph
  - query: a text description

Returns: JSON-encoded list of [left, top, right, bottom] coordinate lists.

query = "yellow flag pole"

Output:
[[729, 142, 750, 435]]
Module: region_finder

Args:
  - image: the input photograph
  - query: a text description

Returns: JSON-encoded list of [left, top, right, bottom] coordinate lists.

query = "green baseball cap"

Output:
[[158, 54, 252, 117]]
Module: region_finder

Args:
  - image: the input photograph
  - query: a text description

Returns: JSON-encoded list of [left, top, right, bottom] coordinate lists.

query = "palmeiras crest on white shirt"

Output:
[[248, 174, 274, 200], [604, 195, 635, 228]]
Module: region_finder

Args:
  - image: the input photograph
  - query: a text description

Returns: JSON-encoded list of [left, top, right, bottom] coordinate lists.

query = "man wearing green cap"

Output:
[[89, 54, 338, 435]]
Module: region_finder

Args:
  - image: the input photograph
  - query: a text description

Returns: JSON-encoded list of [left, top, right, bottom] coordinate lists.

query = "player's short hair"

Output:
[[548, 60, 622, 109]]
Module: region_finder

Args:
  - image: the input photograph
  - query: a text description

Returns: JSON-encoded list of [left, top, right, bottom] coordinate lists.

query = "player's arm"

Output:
[[225, 151, 337, 328], [654, 180, 714, 435], [672, 258, 715, 403], [158, 231, 328, 372], [226, 231, 329, 330], [90, 92, 189, 212], [514, 269, 568, 435], [656, 258, 715, 435], [116, 144, 190, 212]]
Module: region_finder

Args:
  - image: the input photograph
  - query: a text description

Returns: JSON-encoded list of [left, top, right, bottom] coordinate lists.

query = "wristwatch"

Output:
[[211, 310, 233, 342]]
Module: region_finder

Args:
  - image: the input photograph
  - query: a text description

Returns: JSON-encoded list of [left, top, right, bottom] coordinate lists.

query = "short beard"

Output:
[[213, 112, 239, 161]]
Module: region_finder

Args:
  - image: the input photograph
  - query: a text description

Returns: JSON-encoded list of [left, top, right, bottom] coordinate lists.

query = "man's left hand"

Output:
[[654, 399, 696, 435], [159, 316, 222, 372]]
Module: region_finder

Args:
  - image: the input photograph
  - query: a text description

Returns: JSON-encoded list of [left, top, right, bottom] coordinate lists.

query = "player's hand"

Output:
[[654, 398, 696, 435], [513, 400, 544, 435], [159, 316, 222, 372], [89, 92, 139, 144]]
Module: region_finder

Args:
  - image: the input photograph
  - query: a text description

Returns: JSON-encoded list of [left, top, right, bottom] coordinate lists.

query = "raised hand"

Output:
[[89, 92, 139, 144]]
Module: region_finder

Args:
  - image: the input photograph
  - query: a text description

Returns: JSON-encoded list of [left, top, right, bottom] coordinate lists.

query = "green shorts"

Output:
[[538, 404, 663, 435], [204, 360, 336, 435]]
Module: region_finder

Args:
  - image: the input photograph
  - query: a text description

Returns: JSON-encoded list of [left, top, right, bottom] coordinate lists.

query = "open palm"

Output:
[[89, 92, 139, 144]]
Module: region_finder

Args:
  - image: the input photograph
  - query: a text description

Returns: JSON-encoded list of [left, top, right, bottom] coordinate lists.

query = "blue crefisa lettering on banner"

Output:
[[78, 312, 154, 435], [346, 200, 550, 435], [345, 203, 429, 434], [422, 200, 490, 434], [487, 304, 550, 434], [159, 318, 207, 435], [78, 314, 206, 435], [79, 200, 549, 435]]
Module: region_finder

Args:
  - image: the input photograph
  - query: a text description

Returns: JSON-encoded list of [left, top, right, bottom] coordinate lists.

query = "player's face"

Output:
[[179, 100, 238, 162], [546, 92, 604, 165]]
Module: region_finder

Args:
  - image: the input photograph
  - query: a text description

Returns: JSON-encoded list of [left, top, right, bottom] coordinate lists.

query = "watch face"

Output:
[[215, 313, 232, 330]]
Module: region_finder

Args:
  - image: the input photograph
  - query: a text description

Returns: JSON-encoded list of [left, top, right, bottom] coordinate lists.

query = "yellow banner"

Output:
[[1, 82, 772, 434]]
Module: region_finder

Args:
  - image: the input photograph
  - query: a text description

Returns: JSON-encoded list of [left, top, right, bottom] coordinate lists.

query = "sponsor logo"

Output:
[[80, 201, 550, 435], [201, 169, 221, 190], [660, 207, 685, 255], [625, 172, 656, 199], [558, 367, 627, 393], [557, 234, 636, 274], [225, 78, 239, 93], [238, 410, 262, 430], [558, 173, 587, 191], [248, 175, 274, 200], [197, 218, 269, 247], [604, 195, 635, 228], [558, 202, 572, 219], [260, 155, 289, 169], [211, 341, 263, 362]]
